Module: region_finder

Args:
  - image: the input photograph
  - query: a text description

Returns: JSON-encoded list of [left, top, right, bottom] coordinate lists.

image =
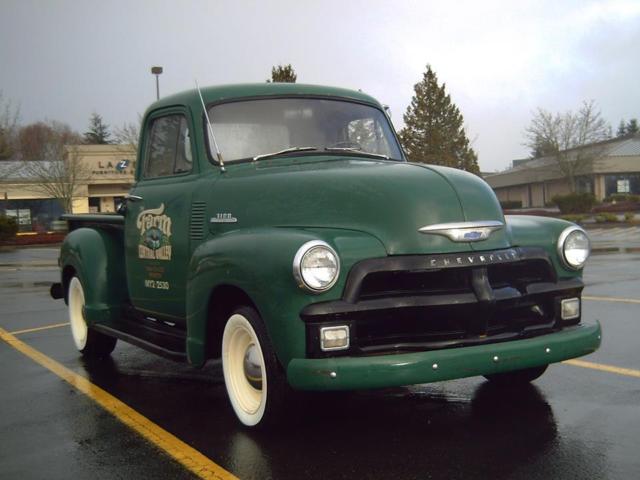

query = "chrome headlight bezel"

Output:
[[293, 240, 340, 293], [557, 225, 591, 270]]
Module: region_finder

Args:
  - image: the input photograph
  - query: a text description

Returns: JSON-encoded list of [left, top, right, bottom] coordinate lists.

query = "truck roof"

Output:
[[149, 83, 382, 111]]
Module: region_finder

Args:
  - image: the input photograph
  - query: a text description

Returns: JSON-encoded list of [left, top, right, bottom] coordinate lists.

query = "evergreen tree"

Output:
[[617, 119, 627, 137], [616, 118, 639, 137], [399, 65, 479, 174], [83, 112, 112, 144], [267, 64, 297, 83]]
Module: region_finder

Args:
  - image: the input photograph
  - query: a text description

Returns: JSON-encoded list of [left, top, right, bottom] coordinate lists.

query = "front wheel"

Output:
[[484, 365, 548, 385], [221, 306, 288, 427], [68, 276, 117, 358]]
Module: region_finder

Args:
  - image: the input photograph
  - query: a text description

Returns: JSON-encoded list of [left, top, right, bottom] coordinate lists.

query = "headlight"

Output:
[[557, 226, 590, 270], [293, 240, 340, 292]]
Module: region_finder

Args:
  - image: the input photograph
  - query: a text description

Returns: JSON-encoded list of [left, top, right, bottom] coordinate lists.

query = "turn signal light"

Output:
[[320, 326, 350, 351], [561, 297, 580, 320]]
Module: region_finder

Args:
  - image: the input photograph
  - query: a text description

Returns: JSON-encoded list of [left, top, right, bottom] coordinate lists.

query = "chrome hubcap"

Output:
[[243, 344, 263, 390]]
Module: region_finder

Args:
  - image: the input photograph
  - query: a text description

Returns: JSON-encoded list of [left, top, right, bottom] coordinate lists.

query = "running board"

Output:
[[93, 323, 188, 362]]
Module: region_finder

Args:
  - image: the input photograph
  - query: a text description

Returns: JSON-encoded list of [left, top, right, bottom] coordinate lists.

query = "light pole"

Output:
[[151, 66, 163, 100]]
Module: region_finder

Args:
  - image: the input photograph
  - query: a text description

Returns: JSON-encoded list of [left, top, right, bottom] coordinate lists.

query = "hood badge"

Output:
[[210, 213, 238, 224], [419, 221, 504, 242]]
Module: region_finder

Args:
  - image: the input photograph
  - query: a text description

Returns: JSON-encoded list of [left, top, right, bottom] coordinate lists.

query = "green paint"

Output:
[[57, 83, 599, 390], [287, 323, 602, 390]]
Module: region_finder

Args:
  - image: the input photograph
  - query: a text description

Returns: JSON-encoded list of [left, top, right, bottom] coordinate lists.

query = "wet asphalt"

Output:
[[0, 245, 639, 479]]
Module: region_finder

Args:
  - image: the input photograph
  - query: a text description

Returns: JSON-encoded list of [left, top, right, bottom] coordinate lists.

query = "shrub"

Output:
[[500, 200, 522, 210], [0, 215, 18, 243], [604, 193, 640, 203], [593, 201, 640, 213], [560, 214, 586, 224], [595, 212, 619, 223], [551, 193, 597, 214], [624, 211, 636, 223]]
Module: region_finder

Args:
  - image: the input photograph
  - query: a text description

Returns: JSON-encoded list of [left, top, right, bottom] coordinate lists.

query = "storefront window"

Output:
[[617, 179, 630, 193], [605, 174, 640, 197], [1, 199, 64, 232], [89, 197, 100, 213], [576, 176, 593, 194]]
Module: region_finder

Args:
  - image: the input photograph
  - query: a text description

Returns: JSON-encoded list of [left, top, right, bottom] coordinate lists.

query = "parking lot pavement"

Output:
[[587, 226, 640, 251], [1, 247, 639, 480]]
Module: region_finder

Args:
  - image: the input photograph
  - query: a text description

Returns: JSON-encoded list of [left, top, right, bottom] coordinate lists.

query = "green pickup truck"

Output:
[[51, 83, 600, 427]]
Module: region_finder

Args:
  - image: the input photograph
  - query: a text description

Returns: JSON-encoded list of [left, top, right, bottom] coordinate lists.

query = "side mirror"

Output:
[[383, 105, 392, 118]]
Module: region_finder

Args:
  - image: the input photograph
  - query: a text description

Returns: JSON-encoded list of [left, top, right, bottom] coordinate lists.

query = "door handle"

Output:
[[126, 194, 143, 202]]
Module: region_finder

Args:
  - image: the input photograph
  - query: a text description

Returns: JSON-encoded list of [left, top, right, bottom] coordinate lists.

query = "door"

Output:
[[124, 108, 196, 321]]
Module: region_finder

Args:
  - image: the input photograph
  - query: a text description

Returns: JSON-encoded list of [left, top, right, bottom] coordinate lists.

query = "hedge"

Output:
[[551, 193, 597, 214], [0, 215, 18, 243]]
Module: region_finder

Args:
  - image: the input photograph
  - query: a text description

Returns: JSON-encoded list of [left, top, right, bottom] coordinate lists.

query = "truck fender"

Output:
[[59, 227, 128, 325], [185, 227, 386, 367]]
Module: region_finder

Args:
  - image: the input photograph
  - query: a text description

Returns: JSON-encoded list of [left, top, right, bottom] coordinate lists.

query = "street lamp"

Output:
[[151, 66, 163, 100]]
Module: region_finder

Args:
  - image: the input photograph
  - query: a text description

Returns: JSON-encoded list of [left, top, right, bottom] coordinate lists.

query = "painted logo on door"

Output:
[[136, 204, 172, 260]]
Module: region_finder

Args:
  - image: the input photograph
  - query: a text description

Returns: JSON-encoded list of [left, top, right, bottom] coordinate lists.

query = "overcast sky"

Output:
[[1, 0, 639, 171]]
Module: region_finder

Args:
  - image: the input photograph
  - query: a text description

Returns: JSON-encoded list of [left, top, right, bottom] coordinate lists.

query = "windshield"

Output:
[[206, 98, 403, 162]]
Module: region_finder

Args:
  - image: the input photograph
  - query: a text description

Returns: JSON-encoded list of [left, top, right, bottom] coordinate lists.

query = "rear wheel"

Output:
[[484, 365, 548, 385], [221, 306, 288, 427], [68, 276, 117, 357]]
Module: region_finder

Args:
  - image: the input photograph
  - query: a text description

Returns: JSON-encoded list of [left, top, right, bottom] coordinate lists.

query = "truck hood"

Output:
[[212, 157, 510, 254]]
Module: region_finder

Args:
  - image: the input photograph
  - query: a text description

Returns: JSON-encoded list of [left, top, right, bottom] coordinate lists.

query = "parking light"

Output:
[[320, 326, 350, 351], [561, 297, 580, 320]]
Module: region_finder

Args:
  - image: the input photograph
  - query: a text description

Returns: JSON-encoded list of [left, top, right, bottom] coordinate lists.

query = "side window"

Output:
[[144, 115, 192, 178]]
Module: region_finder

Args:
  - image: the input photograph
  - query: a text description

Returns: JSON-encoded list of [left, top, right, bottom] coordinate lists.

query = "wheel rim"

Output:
[[68, 277, 88, 350], [222, 314, 267, 425]]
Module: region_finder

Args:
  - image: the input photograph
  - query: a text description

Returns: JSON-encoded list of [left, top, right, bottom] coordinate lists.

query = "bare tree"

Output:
[[0, 91, 20, 180], [113, 114, 142, 151], [19, 121, 88, 213], [524, 100, 611, 192]]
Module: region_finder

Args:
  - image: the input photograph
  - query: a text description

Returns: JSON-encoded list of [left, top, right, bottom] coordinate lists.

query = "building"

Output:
[[0, 144, 136, 232], [485, 135, 640, 208]]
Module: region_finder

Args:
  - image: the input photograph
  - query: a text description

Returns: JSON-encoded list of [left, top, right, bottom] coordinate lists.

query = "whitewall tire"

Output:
[[221, 307, 288, 427], [68, 276, 89, 350], [67, 275, 117, 357]]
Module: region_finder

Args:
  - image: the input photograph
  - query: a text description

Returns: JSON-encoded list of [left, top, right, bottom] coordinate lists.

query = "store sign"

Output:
[[91, 159, 136, 176]]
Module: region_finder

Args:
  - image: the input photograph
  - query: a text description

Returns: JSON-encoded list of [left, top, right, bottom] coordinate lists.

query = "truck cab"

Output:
[[52, 83, 601, 427]]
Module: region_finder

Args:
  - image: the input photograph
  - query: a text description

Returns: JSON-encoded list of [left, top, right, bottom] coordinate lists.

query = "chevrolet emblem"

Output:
[[419, 221, 504, 242]]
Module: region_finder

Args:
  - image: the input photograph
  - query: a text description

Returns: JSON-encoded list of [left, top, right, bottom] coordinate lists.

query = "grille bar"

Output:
[[301, 247, 582, 358]]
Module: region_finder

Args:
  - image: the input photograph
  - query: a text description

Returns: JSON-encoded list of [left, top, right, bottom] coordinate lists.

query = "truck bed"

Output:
[[61, 213, 124, 232]]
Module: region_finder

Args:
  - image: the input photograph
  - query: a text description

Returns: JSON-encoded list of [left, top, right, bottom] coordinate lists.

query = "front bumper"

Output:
[[287, 321, 601, 391]]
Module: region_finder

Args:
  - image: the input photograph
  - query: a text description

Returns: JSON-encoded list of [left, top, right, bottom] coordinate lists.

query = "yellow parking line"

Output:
[[583, 295, 640, 305], [0, 327, 237, 480], [563, 359, 640, 378], [10, 322, 70, 335]]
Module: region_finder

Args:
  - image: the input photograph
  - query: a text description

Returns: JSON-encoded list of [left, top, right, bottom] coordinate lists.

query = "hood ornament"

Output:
[[419, 221, 504, 242]]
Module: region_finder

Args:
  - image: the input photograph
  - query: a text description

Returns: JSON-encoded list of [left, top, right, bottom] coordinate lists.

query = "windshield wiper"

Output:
[[253, 146, 318, 162], [324, 147, 389, 160]]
